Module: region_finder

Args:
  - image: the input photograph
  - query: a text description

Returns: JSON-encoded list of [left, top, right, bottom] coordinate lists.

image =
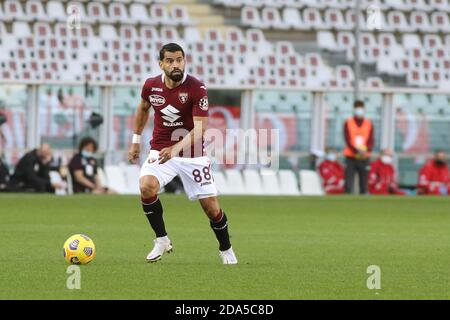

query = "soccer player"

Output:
[[128, 43, 238, 264]]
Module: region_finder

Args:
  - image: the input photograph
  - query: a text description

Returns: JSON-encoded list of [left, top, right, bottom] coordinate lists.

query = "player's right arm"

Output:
[[128, 99, 151, 163]]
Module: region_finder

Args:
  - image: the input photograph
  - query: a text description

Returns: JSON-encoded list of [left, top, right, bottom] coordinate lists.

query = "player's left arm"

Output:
[[159, 116, 208, 164]]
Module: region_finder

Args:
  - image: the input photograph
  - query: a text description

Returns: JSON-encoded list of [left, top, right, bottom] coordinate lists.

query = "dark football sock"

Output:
[[142, 196, 167, 238], [210, 210, 231, 251]]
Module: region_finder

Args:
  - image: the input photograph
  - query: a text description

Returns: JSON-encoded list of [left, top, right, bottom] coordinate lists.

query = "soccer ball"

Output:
[[63, 234, 96, 265]]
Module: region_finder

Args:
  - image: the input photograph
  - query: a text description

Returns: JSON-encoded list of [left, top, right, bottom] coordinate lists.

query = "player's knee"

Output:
[[140, 178, 159, 198], [203, 206, 221, 220]]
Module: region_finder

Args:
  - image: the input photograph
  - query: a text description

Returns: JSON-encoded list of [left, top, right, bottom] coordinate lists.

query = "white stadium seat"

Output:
[[299, 170, 325, 196], [243, 169, 264, 195], [278, 170, 301, 195], [224, 170, 246, 195], [104, 165, 128, 194], [260, 169, 281, 195], [213, 171, 231, 195]]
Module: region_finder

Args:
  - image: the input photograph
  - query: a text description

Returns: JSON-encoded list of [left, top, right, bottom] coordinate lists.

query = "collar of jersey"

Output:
[[161, 72, 188, 89]]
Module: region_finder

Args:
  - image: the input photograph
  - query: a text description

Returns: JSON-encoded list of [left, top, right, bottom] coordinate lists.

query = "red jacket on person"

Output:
[[368, 159, 405, 195], [418, 161, 450, 195], [318, 160, 345, 194]]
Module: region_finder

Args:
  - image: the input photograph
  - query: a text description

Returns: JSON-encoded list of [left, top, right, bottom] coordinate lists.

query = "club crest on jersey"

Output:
[[149, 95, 166, 107], [179, 92, 188, 104]]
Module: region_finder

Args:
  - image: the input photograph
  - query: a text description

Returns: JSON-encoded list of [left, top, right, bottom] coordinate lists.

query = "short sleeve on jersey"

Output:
[[192, 83, 209, 117]]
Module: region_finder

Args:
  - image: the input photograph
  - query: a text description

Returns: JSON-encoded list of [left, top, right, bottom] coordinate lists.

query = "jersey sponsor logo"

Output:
[[149, 94, 166, 106], [179, 92, 188, 104], [151, 87, 163, 92], [199, 96, 209, 111], [161, 104, 183, 126]]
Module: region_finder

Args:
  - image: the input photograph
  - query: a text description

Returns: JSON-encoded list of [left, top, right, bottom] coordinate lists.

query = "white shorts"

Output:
[[139, 150, 218, 201]]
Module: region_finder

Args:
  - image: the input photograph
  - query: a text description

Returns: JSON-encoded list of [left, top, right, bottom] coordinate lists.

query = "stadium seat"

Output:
[[122, 165, 140, 195], [406, 0, 432, 11], [282, 7, 304, 30], [241, 6, 263, 28], [213, 171, 231, 195], [224, 170, 246, 195], [109, 2, 132, 24], [384, 0, 412, 10], [151, 3, 175, 26], [261, 7, 288, 30], [260, 169, 281, 195], [303, 8, 326, 30], [429, 0, 450, 12], [278, 170, 301, 195], [26, 0, 51, 22], [317, 31, 339, 52], [97, 167, 108, 188], [387, 11, 411, 32], [4, 0, 30, 21], [171, 5, 193, 26], [410, 11, 435, 33], [431, 12, 450, 33], [129, 3, 154, 25], [243, 169, 264, 195], [49, 171, 67, 196], [299, 170, 324, 196], [104, 165, 128, 194], [324, 9, 349, 30], [87, 2, 113, 24]]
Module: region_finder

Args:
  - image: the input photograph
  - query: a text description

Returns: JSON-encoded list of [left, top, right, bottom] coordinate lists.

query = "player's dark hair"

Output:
[[354, 100, 365, 108], [78, 137, 98, 153], [159, 43, 185, 61]]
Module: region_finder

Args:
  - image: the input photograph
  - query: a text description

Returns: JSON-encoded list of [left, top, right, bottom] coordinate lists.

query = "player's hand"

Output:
[[128, 143, 140, 164], [159, 146, 175, 164]]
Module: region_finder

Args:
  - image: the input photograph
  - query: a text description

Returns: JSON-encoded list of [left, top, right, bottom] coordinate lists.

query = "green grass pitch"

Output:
[[1, 194, 450, 299]]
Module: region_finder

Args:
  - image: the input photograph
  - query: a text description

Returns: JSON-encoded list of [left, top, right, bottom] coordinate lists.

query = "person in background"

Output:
[[68, 137, 111, 194], [343, 100, 374, 194], [9, 143, 63, 193], [368, 149, 405, 195], [417, 150, 450, 195], [318, 147, 345, 194], [0, 157, 9, 192]]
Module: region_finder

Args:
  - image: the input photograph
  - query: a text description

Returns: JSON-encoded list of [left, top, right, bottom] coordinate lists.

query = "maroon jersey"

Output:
[[140, 73, 209, 157]]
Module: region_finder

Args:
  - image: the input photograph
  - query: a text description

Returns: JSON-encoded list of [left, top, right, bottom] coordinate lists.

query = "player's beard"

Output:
[[167, 69, 184, 82]]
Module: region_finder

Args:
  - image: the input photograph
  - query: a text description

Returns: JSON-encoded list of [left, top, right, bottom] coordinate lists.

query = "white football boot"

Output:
[[146, 236, 173, 263], [219, 247, 238, 265]]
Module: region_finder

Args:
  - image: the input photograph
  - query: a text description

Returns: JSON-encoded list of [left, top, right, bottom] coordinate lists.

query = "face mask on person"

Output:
[[354, 108, 365, 118], [81, 151, 94, 158], [326, 153, 337, 162], [381, 155, 392, 165]]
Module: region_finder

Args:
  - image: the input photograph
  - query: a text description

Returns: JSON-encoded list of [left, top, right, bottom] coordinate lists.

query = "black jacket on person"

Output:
[[9, 149, 53, 193], [0, 158, 9, 191], [68, 153, 98, 193]]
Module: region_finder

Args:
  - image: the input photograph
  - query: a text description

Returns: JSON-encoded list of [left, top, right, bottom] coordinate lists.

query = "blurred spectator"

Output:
[[343, 100, 374, 194], [417, 150, 450, 195], [318, 147, 345, 194], [368, 149, 405, 195], [68, 137, 112, 194], [0, 157, 9, 192], [9, 144, 63, 193]]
